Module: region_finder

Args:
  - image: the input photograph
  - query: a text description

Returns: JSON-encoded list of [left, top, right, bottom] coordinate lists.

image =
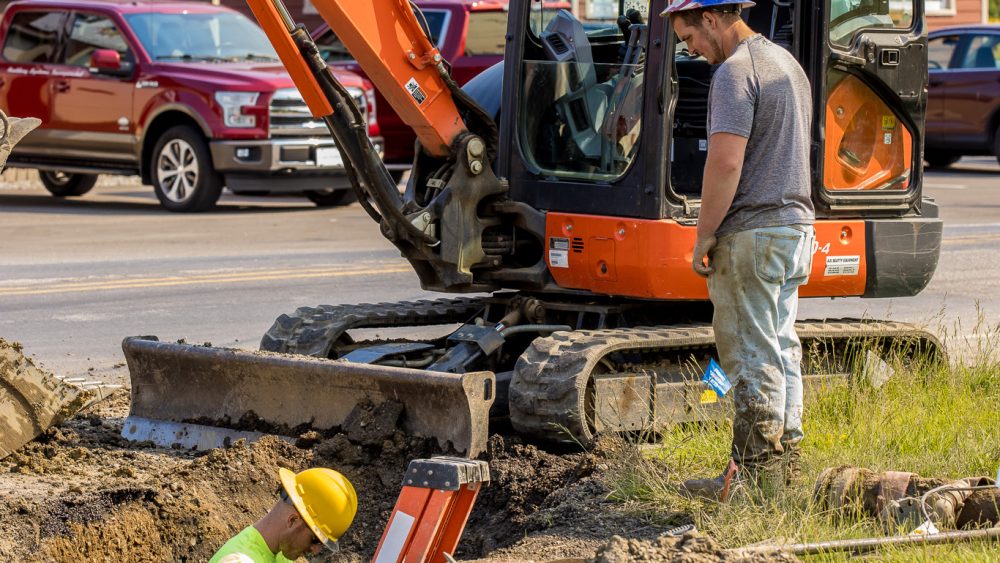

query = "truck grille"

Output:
[[269, 87, 366, 137]]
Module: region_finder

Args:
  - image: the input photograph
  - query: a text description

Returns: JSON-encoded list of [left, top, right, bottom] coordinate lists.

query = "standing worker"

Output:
[[662, 0, 816, 499], [209, 467, 358, 562]]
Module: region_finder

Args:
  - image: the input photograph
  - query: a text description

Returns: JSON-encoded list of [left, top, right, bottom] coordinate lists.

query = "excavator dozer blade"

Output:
[[120, 337, 496, 457], [1, 339, 114, 460]]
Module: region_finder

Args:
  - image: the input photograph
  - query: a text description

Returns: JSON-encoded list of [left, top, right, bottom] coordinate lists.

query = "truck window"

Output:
[[957, 34, 1000, 70], [124, 12, 278, 62], [1, 11, 66, 64], [829, 0, 914, 47], [316, 9, 448, 63], [928, 35, 961, 70], [62, 13, 131, 66], [465, 12, 506, 56]]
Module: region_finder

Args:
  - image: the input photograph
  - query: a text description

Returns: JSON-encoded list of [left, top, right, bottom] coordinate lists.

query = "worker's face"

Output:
[[280, 513, 324, 559], [672, 13, 726, 65]]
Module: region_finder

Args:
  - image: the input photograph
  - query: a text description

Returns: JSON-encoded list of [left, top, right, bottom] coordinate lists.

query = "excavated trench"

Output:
[[1, 391, 760, 562]]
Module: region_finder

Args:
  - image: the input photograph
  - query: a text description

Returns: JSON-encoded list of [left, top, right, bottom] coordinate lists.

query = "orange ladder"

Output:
[[373, 457, 490, 563]]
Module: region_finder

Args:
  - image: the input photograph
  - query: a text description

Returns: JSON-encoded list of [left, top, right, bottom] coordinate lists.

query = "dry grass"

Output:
[[603, 320, 1000, 561]]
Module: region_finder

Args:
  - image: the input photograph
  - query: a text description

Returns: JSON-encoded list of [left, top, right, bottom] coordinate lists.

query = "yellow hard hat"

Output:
[[278, 467, 358, 550]]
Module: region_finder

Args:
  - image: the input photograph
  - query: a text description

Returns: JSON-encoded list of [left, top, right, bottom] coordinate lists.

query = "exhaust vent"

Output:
[[571, 237, 585, 253]]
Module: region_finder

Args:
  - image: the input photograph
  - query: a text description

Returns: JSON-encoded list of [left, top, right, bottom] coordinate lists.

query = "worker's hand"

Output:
[[692, 235, 717, 278]]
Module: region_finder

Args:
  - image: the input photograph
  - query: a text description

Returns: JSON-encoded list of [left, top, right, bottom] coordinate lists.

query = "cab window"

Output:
[[829, 0, 914, 47], [928, 35, 960, 70], [1, 11, 66, 64], [61, 13, 131, 66], [518, 8, 647, 182], [957, 34, 1000, 70]]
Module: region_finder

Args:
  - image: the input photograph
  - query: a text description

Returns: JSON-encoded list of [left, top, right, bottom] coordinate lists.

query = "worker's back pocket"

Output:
[[754, 229, 805, 284]]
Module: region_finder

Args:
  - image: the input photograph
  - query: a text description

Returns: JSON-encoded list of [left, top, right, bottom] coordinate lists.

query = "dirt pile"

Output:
[[0, 395, 677, 562], [588, 533, 798, 563]]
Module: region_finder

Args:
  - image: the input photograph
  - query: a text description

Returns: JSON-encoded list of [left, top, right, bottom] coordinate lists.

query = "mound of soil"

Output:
[[0, 393, 679, 562], [588, 533, 798, 562]]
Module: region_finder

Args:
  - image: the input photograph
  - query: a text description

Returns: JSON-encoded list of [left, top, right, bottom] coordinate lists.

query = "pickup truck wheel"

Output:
[[38, 171, 97, 197], [151, 126, 223, 212], [305, 188, 357, 207]]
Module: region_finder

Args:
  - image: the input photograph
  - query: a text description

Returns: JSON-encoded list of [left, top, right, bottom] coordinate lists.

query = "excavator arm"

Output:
[[246, 0, 464, 156], [246, 0, 506, 292]]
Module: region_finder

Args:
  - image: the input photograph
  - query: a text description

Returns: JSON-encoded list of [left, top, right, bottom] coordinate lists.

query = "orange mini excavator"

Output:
[[120, 0, 943, 456]]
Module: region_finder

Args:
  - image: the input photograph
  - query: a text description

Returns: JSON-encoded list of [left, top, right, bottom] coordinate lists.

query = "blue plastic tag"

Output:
[[702, 358, 732, 397]]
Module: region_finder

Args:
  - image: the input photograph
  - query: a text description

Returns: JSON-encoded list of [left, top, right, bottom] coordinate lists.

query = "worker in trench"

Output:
[[209, 467, 358, 563], [662, 0, 816, 500]]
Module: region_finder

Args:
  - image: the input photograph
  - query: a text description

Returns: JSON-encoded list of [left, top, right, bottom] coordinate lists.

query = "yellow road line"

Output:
[[0, 266, 412, 297]]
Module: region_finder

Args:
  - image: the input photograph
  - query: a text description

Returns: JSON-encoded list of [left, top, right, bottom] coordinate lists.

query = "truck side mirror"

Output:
[[89, 49, 132, 77]]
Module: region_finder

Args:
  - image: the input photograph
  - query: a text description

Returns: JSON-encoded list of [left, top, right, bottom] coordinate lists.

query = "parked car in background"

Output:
[[0, 0, 381, 211], [312, 0, 566, 179], [926, 25, 1000, 168]]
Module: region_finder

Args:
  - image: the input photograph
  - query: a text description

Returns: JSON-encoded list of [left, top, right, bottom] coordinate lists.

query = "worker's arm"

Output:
[[692, 132, 748, 277]]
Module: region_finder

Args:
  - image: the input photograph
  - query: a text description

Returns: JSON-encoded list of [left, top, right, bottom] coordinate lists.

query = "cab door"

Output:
[[813, 0, 927, 212], [0, 9, 67, 156], [46, 10, 137, 167]]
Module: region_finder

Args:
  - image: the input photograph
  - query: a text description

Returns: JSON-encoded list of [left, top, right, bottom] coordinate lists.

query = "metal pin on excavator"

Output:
[[118, 0, 944, 456]]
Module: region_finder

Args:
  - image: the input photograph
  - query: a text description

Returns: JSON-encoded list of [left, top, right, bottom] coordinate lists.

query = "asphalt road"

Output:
[[2, 158, 998, 385]]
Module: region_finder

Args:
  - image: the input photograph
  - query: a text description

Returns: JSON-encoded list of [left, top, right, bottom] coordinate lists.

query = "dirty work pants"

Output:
[[707, 225, 814, 467]]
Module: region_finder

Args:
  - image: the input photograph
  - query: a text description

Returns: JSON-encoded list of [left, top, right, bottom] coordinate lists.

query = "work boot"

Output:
[[679, 459, 741, 502], [742, 452, 798, 494]]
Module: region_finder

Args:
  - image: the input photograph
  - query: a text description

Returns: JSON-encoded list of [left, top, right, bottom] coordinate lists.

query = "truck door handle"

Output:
[[54, 80, 70, 93], [929, 80, 944, 87]]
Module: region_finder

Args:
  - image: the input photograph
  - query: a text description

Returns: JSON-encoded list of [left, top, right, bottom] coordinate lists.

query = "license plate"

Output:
[[315, 147, 343, 168]]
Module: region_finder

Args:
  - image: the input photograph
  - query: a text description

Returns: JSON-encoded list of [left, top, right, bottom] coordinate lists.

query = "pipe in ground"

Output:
[[737, 527, 1000, 556]]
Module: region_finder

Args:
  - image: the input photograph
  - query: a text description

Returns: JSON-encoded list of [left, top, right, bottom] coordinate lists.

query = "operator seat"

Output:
[[540, 10, 612, 165]]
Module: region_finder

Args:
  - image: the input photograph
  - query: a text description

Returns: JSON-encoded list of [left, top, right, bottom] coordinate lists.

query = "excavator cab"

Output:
[[118, 0, 943, 457]]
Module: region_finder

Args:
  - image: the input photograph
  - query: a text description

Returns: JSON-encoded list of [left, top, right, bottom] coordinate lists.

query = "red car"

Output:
[[0, 0, 380, 211], [312, 0, 565, 177], [926, 25, 1000, 168]]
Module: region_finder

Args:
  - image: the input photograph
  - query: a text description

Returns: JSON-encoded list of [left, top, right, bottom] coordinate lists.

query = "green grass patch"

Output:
[[602, 326, 1000, 561]]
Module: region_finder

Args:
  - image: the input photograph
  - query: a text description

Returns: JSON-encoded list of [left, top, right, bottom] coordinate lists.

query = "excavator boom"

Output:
[[245, 0, 466, 157]]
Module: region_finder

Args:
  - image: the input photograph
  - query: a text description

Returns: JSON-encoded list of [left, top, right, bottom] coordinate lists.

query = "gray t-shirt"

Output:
[[707, 34, 815, 236]]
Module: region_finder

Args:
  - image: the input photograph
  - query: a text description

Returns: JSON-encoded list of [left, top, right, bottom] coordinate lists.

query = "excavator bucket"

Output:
[[0, 340, 114, 459], [120, 337, 495, 457], [0, 109, 42, 169]]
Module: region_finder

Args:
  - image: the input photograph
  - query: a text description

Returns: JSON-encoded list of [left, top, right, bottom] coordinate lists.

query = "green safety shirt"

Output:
[[208, 526, 293, 563]]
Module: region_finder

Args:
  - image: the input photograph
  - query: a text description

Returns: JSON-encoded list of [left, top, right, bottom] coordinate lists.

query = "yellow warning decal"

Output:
[[700, 389, 718, 404], [881, 115, 896, 130]]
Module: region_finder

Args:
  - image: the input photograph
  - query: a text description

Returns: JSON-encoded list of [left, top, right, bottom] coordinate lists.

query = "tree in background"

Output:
[[993, 0, 1000, 21]]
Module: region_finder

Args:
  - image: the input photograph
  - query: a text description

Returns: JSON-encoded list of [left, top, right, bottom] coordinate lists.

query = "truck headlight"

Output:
[[214, 91, 260, 128]]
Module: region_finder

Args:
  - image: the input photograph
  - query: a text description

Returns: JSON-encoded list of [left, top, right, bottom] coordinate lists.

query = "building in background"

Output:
[[924, 0, 989, 29]]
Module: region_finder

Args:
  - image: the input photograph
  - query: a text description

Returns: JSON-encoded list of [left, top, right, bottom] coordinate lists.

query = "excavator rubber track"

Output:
[[508, 320, 944, 443], [260, 297, 489, 357]]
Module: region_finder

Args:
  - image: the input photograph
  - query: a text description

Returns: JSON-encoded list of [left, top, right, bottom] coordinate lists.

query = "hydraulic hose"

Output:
[[288, 26, 439, 246]]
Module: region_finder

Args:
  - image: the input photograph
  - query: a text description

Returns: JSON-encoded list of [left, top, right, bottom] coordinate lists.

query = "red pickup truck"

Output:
[[0, 0, 380, 211], [312, 0, 520, 177]]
